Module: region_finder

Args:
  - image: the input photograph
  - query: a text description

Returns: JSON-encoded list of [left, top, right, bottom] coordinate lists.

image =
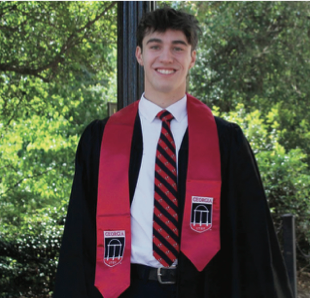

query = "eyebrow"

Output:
[[146, 38, 188, 46]]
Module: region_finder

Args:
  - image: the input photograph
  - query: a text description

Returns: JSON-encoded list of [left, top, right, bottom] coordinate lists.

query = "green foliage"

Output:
[[0, 207, 64, 297], [0, 1, 117, 296]]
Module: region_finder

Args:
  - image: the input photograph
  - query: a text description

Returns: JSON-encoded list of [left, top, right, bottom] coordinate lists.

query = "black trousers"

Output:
[[119, 265, 177, 298]]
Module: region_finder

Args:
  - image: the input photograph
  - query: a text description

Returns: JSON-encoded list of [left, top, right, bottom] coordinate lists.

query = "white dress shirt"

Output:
[[130, 94, 188, 267]]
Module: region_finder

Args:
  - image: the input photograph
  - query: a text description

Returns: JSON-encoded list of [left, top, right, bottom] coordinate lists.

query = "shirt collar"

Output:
[[139, 93, 187, 123]]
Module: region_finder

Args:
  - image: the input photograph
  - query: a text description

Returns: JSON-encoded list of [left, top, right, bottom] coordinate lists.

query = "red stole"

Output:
[[95, 95, 221, 298]]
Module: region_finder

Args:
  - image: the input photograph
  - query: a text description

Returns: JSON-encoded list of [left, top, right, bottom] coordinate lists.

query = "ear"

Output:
[[135, 46, 144, 66], [189, 50, 197, 70]]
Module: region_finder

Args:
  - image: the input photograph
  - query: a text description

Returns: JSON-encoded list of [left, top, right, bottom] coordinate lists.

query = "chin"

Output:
[[155, 84, 178, 94]]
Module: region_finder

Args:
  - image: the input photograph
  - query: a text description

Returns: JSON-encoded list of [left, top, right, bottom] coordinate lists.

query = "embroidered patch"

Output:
[[190, 196, 213, 233], [103, 230, 125, 267]]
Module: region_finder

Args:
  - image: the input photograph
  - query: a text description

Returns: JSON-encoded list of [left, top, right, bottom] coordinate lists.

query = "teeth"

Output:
[[157, 69, 175, 74]]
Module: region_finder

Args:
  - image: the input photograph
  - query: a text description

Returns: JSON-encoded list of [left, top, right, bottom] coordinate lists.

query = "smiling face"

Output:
[[135, 29, 196, 108]]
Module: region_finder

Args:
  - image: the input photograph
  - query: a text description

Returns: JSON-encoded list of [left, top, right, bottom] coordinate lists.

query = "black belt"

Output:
[[132, 264, 177, 284]]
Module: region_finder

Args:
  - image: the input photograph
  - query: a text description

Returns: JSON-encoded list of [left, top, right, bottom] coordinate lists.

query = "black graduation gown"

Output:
[[53, 114, 293, 298]]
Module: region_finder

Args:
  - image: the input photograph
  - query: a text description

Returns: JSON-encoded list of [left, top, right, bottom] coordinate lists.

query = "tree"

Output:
[[0, 2, 117, 296], [184, 2, 310, 159]]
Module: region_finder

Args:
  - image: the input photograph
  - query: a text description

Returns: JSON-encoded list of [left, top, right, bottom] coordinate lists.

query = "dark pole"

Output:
[[117, 1, 156, 110], [282, 214, 297, 298]]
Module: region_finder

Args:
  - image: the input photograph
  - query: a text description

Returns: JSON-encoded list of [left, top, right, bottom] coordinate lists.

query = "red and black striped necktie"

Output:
[[153, 110, 179, 267]]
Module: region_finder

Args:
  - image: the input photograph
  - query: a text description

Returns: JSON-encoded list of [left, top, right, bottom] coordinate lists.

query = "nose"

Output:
[[159, 47, 173, 63]]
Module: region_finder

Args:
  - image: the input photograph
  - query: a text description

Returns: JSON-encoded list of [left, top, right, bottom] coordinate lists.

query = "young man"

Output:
[[54, 7, 293, 298]]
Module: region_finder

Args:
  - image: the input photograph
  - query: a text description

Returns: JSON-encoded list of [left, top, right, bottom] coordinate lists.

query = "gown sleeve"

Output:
[[222, 121, 293, 298], [53, 119, 107, 298]]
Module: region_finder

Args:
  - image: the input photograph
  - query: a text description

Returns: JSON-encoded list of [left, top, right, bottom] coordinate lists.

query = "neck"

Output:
[[144, 90, 186, 108]]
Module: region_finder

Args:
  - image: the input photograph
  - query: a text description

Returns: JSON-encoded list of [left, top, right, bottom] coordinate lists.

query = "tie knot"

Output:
[[157, 110, 174, 123]]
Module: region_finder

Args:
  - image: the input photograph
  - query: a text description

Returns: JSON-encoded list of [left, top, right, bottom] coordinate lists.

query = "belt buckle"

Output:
[[157, 266, 176, 285]]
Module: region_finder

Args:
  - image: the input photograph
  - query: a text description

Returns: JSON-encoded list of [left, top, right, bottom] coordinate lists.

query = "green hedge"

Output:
[[0, 208, 64, 297]]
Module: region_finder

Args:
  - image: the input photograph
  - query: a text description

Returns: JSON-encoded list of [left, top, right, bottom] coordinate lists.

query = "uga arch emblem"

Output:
[[190, 196, 213, 233], [103, 230, 125, 267]]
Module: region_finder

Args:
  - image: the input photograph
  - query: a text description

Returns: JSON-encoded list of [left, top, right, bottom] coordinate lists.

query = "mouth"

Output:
[[156, 68, 176, 75]]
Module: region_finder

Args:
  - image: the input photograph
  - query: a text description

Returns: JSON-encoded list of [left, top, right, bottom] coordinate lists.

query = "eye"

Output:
[[150, 45, 160, 50], [174, 47, 183, 52]]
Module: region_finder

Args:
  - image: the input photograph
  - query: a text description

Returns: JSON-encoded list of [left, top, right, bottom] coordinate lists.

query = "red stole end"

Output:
[[181, 94, 221, 271], [95, 95, 221, 297], [95, 101, 138, 298]]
